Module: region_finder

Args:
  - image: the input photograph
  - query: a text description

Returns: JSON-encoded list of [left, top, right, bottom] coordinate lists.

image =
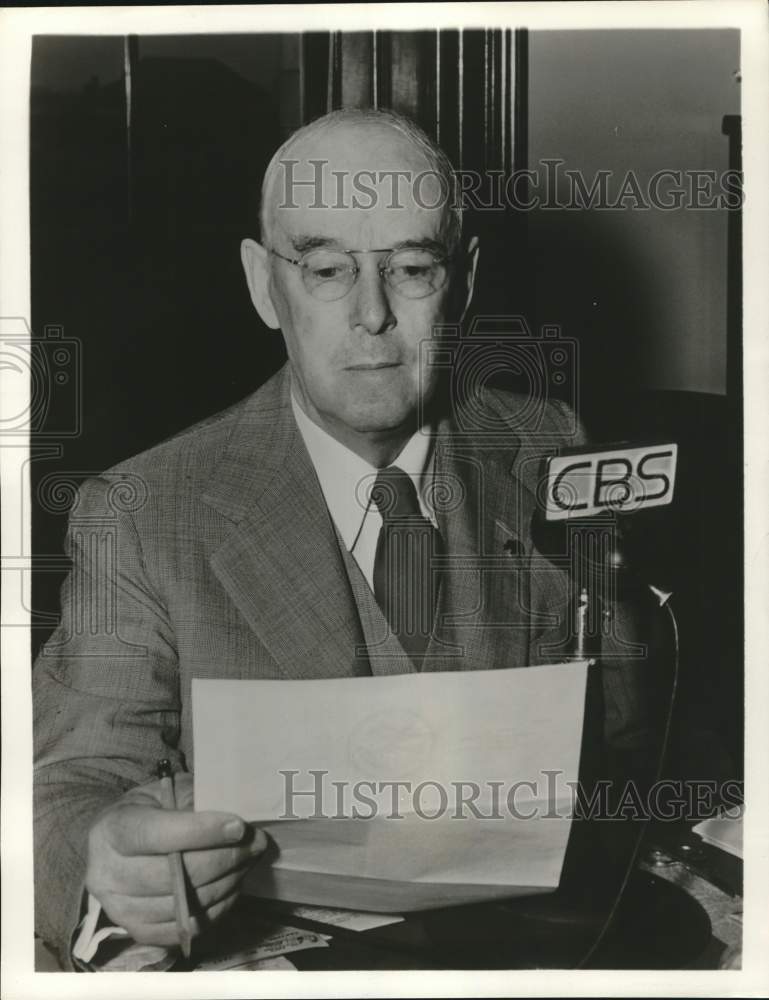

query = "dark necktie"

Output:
[[371, 465, 443, 666]]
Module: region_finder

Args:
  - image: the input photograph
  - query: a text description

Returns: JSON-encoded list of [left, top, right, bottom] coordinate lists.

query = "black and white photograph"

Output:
[[1, 2, 767, 996]]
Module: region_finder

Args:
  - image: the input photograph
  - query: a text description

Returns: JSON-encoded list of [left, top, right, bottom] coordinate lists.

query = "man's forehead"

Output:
[[273, 200, 446, 250], [266, 120, 450, 246]]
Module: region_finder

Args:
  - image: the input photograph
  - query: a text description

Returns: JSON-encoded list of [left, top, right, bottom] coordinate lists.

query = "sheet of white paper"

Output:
[[286, 904, 404, 932], [196, 922, 330, 970], [193, 663, 589, 911], [200, 956, 297, 971], [693, 805, 744, 859]]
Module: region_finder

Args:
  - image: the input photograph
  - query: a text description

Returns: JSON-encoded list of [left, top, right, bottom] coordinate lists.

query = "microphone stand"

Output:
[[563, 510, 682, 968]]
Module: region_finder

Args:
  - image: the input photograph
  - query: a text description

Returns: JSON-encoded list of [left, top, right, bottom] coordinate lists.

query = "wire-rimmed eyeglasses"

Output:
[[267, 245, 454, 302]]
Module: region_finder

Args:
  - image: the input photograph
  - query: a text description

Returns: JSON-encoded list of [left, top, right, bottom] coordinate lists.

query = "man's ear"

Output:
[[241, 239, 280, 330], [459, 236, 480, 323]]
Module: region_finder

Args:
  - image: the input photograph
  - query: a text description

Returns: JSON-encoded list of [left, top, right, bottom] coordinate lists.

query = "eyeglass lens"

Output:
[[301, 248, 448, 301]]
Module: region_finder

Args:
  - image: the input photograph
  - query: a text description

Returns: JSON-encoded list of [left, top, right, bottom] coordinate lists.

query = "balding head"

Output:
[[259, 108, 462, 253]]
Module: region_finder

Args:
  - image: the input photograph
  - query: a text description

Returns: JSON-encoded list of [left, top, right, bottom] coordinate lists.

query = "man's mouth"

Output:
[[346, 362, 401, 371]]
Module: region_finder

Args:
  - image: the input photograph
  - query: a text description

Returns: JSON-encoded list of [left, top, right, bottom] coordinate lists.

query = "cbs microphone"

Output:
[[543, 442, 677, 522], [539, 441, 678, 660]]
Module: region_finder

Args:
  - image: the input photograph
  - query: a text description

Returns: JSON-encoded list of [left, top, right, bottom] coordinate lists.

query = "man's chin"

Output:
[[342, 411, 418, 437], [313, 397, 419, 438], [330, 392, 420, 435]]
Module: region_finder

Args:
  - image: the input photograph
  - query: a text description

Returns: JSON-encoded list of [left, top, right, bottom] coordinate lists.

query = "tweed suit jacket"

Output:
[[33, 363, 655, 959]]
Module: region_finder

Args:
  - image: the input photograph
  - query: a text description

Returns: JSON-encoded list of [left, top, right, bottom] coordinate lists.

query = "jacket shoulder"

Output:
[[462, 384, 586, 448]]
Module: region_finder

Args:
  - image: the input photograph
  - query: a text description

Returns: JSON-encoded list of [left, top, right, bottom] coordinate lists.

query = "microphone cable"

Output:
[[576, 588, 680, 968]]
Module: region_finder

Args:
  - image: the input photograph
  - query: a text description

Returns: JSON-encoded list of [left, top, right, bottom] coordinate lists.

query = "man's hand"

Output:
[[85, 773, 267, 947]]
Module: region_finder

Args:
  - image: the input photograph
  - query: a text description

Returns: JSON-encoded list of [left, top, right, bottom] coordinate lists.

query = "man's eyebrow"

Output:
[[289, 235, 449, 254], [392, 238, 448, 255], [290, 235, 340, 253]]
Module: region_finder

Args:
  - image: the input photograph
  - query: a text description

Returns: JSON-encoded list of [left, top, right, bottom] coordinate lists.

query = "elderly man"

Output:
[[33, 108, 654, 967]]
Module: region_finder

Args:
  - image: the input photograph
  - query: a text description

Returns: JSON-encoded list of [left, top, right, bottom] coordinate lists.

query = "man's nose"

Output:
[[349, 260, 396, 336]]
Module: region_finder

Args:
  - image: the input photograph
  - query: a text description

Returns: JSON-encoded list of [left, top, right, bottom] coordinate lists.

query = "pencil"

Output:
[[156, 759, 193, 959]]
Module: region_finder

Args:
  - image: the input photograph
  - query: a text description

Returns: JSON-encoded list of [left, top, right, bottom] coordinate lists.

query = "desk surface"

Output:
[[34, 827, 742, 972], [639, 831, 742, 969], [249, 866, 723, 971], [192, 832, 739, 972]]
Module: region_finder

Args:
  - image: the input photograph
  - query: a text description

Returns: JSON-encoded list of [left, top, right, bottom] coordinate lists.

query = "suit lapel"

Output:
[[203, 368, 369, 680], [425, 419, 535, 673], [202, 372, 548, 679]]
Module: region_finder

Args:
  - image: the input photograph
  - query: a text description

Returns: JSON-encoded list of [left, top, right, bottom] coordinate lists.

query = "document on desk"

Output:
[[193, 662, 589, 912]]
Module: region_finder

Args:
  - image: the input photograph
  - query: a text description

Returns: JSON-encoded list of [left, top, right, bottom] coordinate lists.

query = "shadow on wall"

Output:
[[464, 202, 660, 426], [527, 206, 660, 425], [30, 55, 284, 654]]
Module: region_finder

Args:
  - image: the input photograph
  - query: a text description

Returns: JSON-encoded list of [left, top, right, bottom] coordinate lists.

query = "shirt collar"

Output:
[[290, 391, 435, 551]]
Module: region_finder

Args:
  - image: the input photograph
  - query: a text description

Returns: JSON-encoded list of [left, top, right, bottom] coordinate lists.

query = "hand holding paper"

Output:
[[193, 663, 589, 912]]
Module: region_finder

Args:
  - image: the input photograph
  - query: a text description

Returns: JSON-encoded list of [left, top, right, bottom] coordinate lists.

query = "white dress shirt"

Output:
[[291, 392, 437, 592]]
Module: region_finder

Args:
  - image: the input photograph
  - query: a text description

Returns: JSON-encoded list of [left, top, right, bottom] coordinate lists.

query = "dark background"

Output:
[[29, 30, 743, 786]]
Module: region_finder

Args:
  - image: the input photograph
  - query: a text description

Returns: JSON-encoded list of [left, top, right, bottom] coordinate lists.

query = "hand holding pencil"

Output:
[[156, 759, 194, 957], [84, 766, 267, 951]]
